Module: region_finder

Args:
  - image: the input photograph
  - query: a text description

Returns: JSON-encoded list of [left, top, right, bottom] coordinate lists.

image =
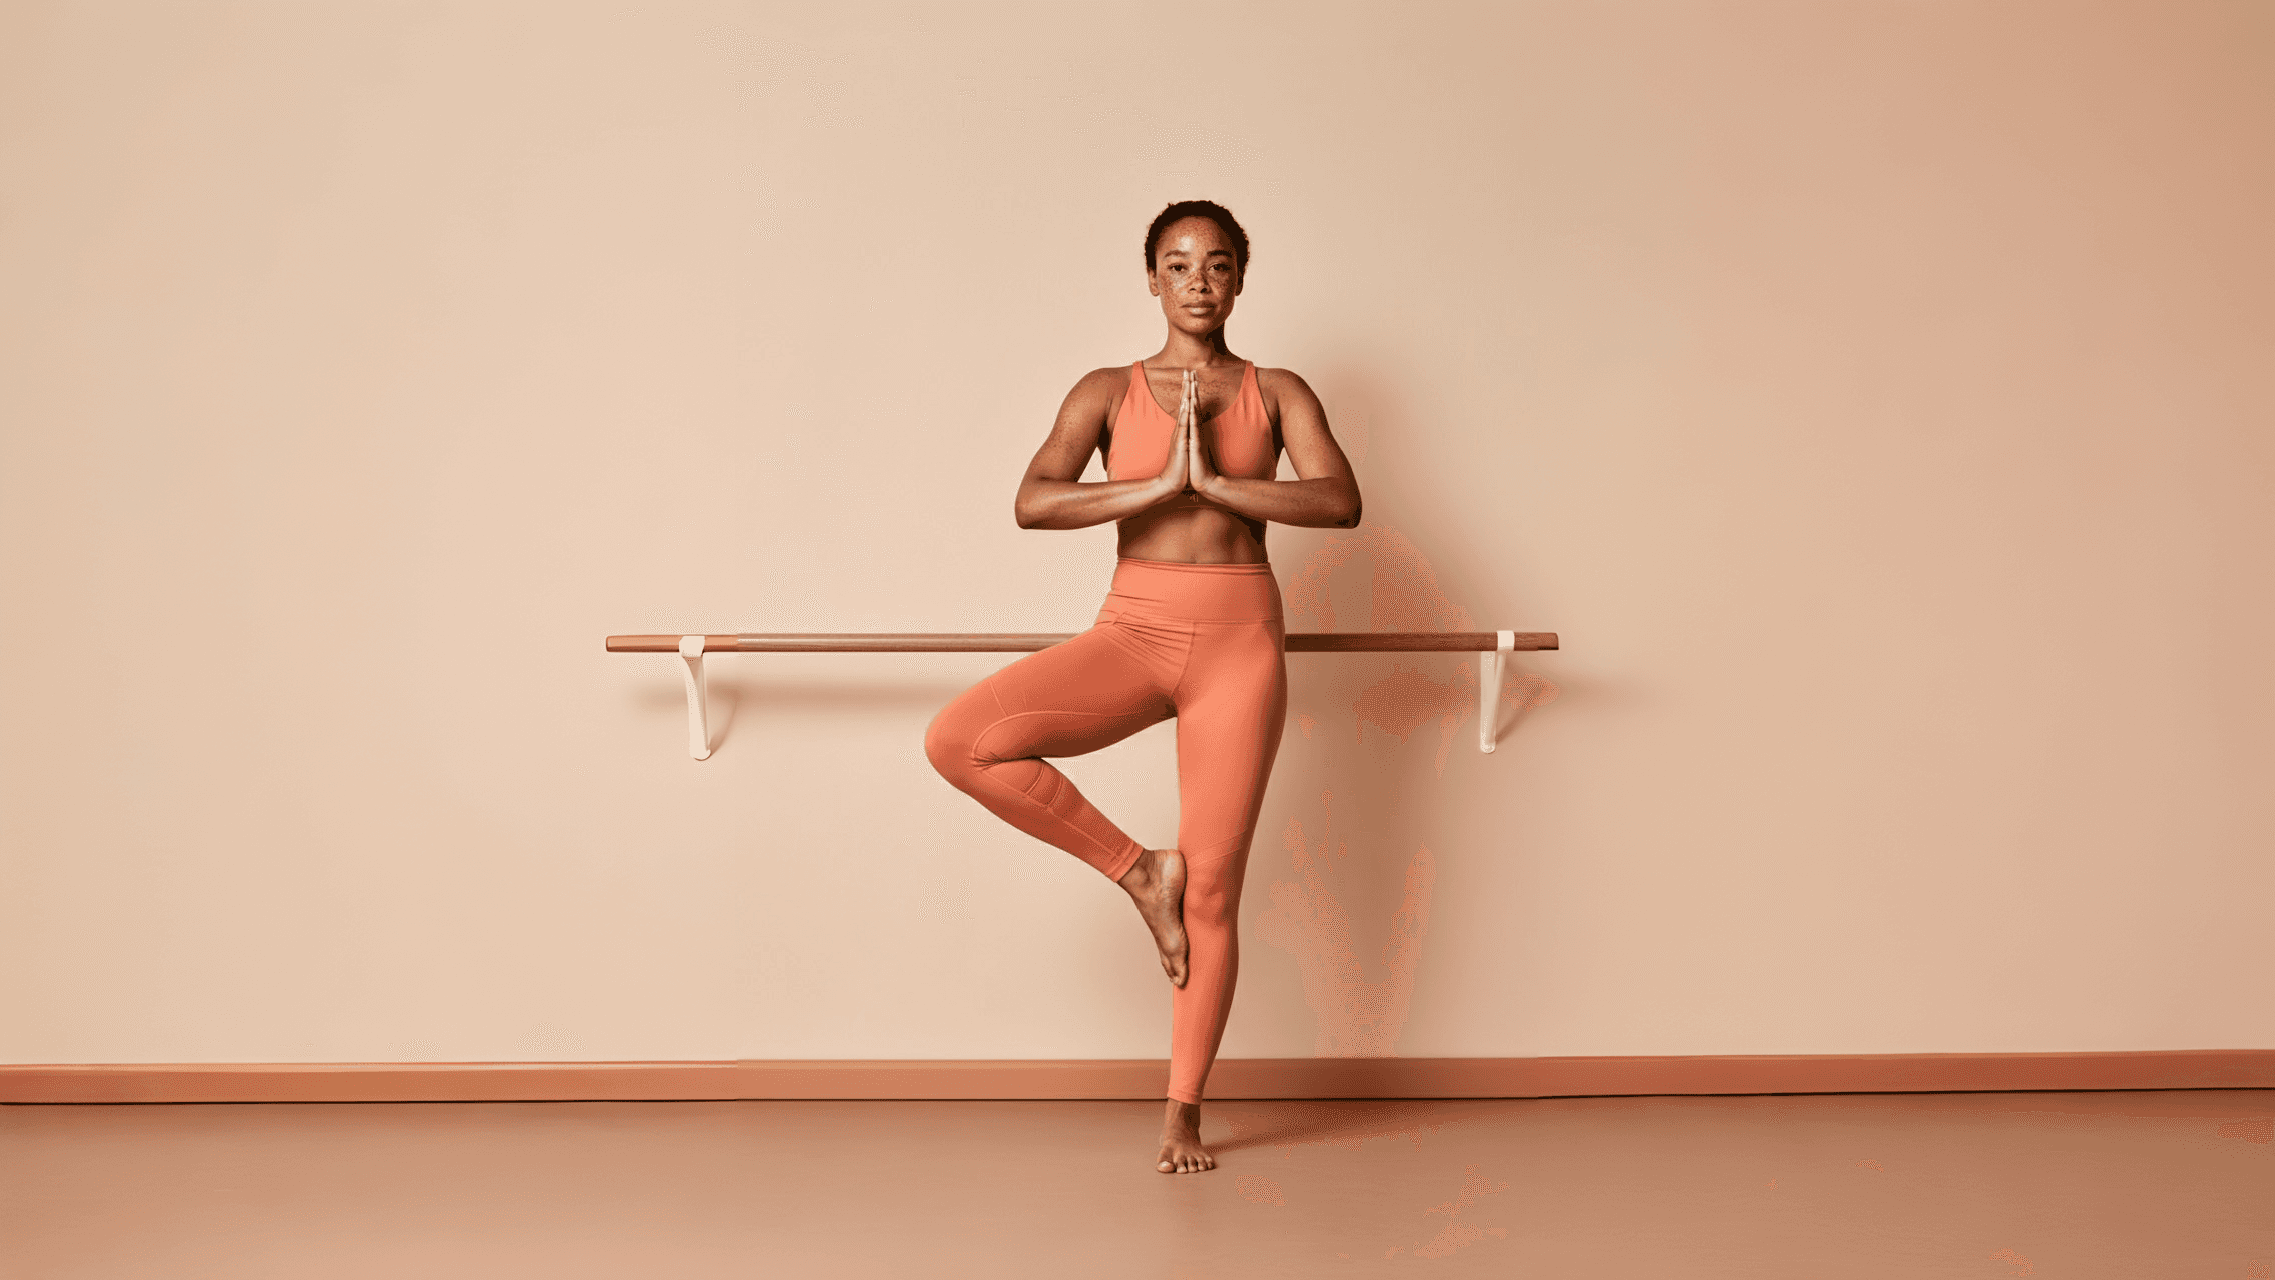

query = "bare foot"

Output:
[[1116, 848, 1188, 987], [1157, 1099, 1216, 1173]]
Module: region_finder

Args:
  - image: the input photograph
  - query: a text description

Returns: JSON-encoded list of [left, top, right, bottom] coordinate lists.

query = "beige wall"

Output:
[[3, 0, 2270, 1065]]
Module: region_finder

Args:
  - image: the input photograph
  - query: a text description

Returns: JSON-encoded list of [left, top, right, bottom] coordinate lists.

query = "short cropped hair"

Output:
[[1143, 200, 1250, 278]]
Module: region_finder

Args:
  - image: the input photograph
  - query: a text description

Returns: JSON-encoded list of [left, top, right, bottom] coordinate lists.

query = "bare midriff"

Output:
[[1115, 499, 1268, 564]]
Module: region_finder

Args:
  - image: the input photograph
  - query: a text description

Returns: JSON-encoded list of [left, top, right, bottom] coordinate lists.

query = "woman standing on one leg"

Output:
[[923, 200, 1363, 1174]]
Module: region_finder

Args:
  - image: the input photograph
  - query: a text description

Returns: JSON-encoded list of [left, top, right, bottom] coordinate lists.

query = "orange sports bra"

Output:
[[1107, 360, 1278, 483]]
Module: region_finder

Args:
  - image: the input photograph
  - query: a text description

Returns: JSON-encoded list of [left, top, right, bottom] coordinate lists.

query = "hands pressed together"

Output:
[[1154, 368, 1227, 510]]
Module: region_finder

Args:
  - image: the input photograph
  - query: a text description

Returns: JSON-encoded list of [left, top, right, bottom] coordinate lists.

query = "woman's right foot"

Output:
[[1117, 848, 1189, 986]]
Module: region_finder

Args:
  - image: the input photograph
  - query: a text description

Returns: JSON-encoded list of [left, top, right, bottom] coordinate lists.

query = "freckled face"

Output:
[[1148, 216, 1242, 335]]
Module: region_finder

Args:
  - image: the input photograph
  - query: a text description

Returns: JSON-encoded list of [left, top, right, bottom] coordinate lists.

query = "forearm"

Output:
[[1196, 475, 1359, 528], [1015, 476, 1176, 529]]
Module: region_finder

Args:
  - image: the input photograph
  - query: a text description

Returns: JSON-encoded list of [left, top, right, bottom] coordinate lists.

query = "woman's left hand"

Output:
[[1182, 369, 1223, 499]]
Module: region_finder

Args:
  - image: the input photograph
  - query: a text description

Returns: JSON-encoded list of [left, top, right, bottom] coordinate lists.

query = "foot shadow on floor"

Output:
[[1207, 1099, 1510, 1155]]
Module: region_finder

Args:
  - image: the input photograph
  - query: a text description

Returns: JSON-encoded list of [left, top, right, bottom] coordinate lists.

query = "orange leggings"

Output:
[[923, 556, 1289, 1105]]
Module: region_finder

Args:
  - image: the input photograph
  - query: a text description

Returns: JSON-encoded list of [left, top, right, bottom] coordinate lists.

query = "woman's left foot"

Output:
[[1157, 1099, 1216, 1173]]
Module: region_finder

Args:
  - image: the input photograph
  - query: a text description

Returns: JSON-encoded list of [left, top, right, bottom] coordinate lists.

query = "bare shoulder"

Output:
[[1062, 364, 1134, 408], [1255, 366, 1325, 419], [1059, 363, 1135, 432], [1028, 366, 1134, 478]]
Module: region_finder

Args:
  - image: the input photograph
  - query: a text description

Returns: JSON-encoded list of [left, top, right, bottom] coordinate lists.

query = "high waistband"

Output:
[[1105, 556, 1282, 623]]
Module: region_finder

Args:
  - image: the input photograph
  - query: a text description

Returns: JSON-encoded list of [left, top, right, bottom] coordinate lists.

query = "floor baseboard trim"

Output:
[[4, 1050, 2270, 1104]]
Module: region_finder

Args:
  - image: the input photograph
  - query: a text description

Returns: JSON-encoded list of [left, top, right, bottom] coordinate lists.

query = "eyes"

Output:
[[1165, 263, 1232, 275]]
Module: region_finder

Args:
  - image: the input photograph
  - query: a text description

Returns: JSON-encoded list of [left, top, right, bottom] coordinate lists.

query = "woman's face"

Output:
[[1148, 216, 1242, 336]]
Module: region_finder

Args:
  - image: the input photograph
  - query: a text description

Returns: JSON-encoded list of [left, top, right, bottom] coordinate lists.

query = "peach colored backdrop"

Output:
[[3, 1, 2270, 1066]]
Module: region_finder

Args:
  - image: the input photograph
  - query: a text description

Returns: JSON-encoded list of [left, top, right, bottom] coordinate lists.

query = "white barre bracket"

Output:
[[679, 635, 711, 760], [1479, 629, 1515, 754]]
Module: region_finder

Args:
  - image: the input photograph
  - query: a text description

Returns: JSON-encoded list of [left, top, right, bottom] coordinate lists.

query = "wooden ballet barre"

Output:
[[606, 630, 1559, 761], [606, 632, 1559, 654]]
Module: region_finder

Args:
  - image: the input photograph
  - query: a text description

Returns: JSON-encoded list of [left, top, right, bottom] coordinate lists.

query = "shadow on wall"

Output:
[[1252, 359, 1559, 1059], [630, 677, 980, 760]]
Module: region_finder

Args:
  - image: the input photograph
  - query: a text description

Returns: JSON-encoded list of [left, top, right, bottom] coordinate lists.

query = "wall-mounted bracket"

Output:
[[1479, 629, 1516, 754], [679, 635, 711, 760]]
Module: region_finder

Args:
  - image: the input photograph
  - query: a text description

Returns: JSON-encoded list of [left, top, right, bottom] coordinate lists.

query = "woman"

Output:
[[923, 200, 1363, 1174]]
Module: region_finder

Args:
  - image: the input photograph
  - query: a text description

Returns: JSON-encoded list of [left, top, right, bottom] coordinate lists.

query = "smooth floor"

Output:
[[4, 1090, 2270, 1278]]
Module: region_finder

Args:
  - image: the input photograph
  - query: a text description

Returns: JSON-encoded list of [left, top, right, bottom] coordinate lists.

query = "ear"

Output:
[[1146, 267, 1160, 297]]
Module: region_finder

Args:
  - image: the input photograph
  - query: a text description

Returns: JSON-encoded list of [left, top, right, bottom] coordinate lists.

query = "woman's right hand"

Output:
[[1153, 369, 1193, 498]]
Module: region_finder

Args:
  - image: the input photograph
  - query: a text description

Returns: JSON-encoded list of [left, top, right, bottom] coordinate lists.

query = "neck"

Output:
[[1152, 327, 1237, 369]]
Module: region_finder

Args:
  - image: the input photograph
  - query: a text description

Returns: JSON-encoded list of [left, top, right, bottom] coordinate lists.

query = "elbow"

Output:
[[1335, 492, 1363, 528]]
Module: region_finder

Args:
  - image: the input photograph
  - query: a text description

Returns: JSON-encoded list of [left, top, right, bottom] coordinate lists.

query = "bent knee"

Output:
[[925, 691, 1010, 780], [923, 707, 975, 777]]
